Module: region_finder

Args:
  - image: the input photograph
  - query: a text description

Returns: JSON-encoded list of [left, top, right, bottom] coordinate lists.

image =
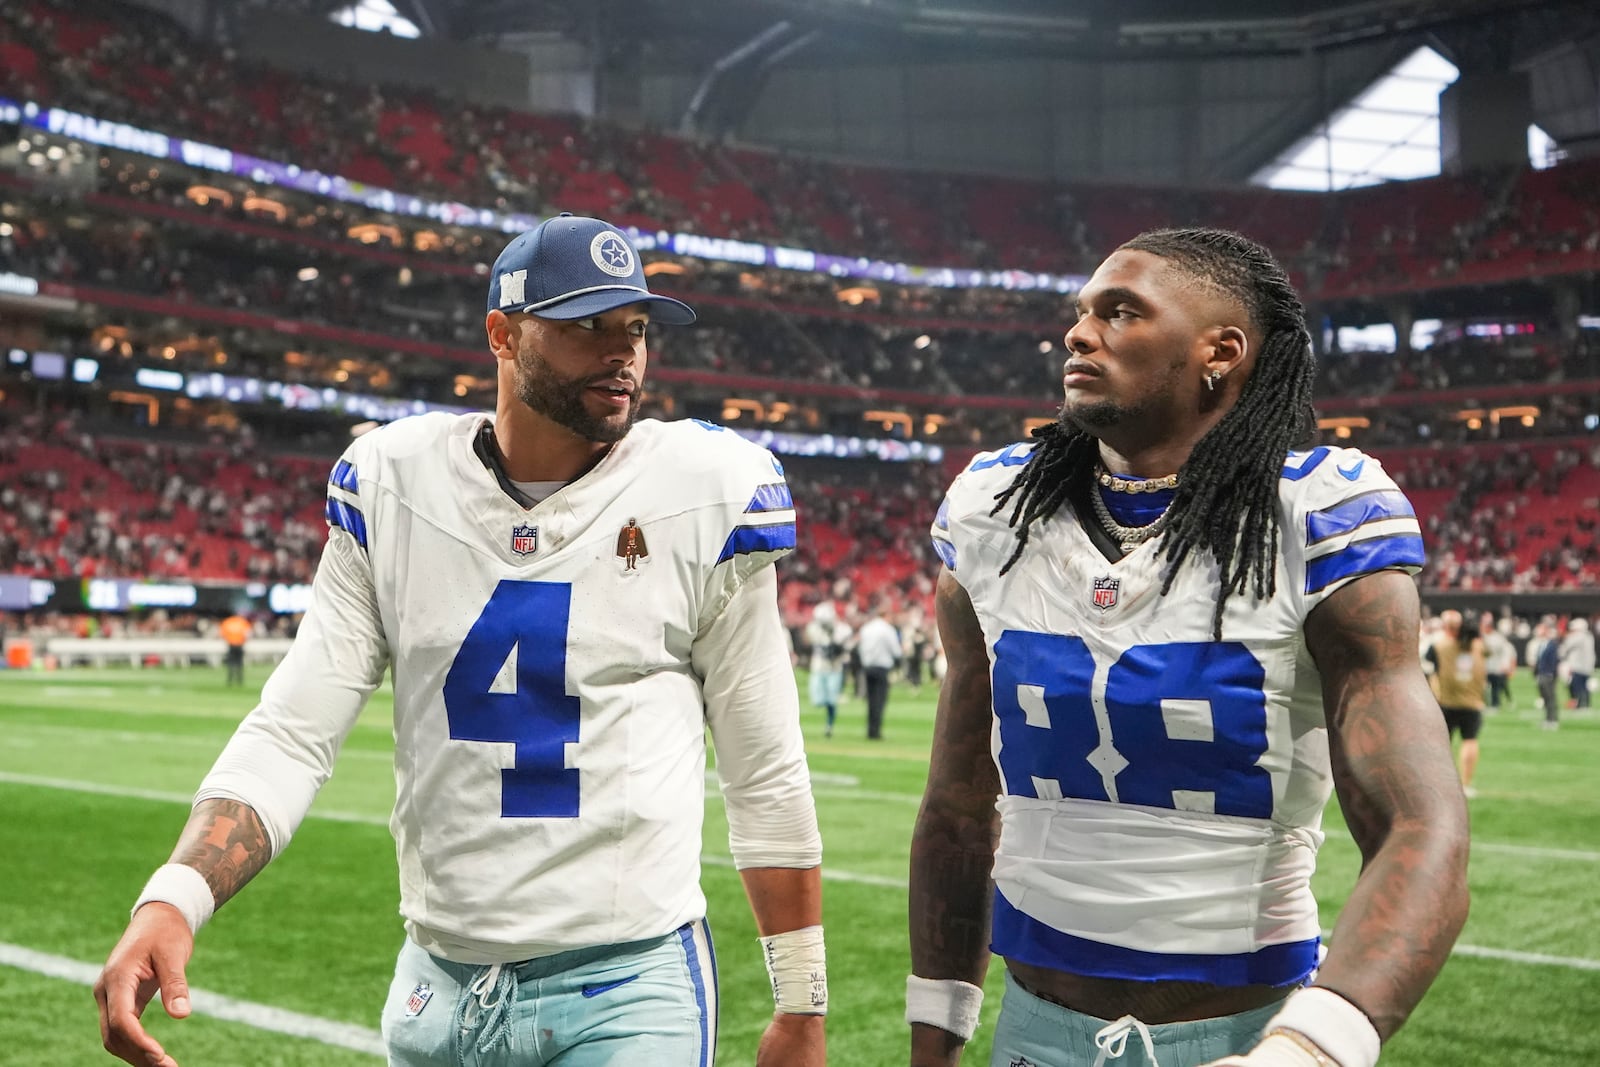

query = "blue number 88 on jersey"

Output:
[[992, 632, 1274, 820]]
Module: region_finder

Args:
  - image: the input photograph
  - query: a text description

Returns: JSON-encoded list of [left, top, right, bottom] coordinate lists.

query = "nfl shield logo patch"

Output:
[[1091, 575, 1120, 611], [404, 982, 433, 1017], [510, 523, 539, 557]]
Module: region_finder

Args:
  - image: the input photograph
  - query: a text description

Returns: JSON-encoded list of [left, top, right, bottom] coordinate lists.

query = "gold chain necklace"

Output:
[[1095, 464, 1179, 494]]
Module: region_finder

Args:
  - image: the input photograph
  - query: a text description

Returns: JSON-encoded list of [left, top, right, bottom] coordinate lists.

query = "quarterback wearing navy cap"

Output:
[[488, 213, 696, 325], [97, 212, 828, 1067]]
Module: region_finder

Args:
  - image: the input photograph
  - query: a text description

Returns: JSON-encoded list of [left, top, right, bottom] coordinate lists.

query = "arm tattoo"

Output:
[[169, 798, 274, 908], [1305, 571, 1470, 1039], [909, 572, 1000, 983]]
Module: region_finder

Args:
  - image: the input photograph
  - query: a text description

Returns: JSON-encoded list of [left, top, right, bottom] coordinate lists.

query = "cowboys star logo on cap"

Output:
[[590, 231, 634, 277]]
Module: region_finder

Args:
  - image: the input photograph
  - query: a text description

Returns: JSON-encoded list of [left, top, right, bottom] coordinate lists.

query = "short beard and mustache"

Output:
[[513, 346, 640, 444]]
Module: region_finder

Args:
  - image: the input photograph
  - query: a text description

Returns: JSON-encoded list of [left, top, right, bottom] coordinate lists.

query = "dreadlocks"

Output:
[[990, 227, 1319, 637]]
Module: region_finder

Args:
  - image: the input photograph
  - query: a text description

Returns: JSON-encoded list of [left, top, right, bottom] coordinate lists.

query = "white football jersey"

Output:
[[199, 413, 819, 963], [930, 443, 1423, 986]]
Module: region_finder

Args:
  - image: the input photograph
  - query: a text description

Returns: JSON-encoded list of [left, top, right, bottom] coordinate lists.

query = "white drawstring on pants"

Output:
[[1092, 1014, 1160, 1067], [454, 961, 516, 1054]]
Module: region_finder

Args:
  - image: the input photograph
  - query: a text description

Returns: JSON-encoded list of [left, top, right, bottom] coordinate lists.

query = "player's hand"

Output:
[[756, 1011, 825, 1067], [1199, 1031, 1327, 1066], [93, 903, 196, 1067]]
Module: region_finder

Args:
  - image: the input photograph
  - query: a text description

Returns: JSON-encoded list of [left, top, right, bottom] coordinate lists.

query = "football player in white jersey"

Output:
[[95, 215, 827, 1067], [910, 228, 1467, 1067]]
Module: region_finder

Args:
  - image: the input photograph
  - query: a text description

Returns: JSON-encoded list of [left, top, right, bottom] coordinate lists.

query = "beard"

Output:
[[513, 347, 640, 444], [1059, 396, 1130, 431], [1059, 353, 1188, 433]]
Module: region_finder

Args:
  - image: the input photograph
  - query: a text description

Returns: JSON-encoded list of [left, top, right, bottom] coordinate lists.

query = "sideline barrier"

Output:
[[38, 637, 295, 669]]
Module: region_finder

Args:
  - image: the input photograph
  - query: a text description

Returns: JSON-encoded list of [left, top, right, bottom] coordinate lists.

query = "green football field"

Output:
[[1, 666, 1596, 1067]]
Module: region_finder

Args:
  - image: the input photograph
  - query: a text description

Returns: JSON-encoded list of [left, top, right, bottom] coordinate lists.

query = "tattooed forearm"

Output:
[[909, 571, 1001, 983], [909, 810, 997, 974], [168, 797, 274, 908], [1306, 571, 1470, 1039]]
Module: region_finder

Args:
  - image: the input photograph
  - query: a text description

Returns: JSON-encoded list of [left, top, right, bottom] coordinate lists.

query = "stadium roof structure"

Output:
[[244, 0, 1599, 180], [277, 0, 1597, 60]]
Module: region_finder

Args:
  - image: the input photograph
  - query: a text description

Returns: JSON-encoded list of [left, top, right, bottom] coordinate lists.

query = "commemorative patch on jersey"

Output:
[[616, 518, 650, 572], [1091, 575, 1120, 612], [510, 523, 539, 557], [404, 982, 433, 1017]]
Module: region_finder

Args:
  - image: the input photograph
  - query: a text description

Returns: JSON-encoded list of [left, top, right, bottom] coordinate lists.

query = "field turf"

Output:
[[1, 667, 1596, 1065]]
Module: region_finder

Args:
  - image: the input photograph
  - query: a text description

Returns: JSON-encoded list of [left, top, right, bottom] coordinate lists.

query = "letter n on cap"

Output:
[[499, 269, 527, 308]]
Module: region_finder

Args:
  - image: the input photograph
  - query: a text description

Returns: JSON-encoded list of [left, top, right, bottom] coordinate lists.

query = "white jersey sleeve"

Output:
[[196, 451, 391, 855], [1280, 445, 1425, 616], [684, 438, 818, 870], [697, 566, 821, 869]]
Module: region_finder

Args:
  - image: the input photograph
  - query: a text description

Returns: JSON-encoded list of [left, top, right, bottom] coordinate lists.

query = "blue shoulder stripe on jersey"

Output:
[[1304, 533, 1424, 594], [1306, 489, 1416, 546], [992, 890, 1318, 987], [934, 497, 951, 531], [325, 496, 368, 549], [329, 459, 359, 493], [716, 521, 797, 564], [744, 481, 795, 513], [969, 442, 1032, 472], [1281, 447, 1330, 482], [931, 535, 957, 572]]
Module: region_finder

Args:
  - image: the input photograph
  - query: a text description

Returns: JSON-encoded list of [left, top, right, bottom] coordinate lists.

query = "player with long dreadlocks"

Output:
[[910, 228, 1467, 1067]]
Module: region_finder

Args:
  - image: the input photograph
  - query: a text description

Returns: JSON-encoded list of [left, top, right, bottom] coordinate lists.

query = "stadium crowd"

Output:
[[5, 0, 1600, 627]]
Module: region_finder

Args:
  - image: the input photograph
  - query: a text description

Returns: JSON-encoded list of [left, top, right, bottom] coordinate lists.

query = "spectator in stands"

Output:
[[217, 612, 251, 687], [803, 600, 853, 739], [93, 215, 827, 1067], [913, 228, 1465, 1067], [854, 600, 901, 741], [1559, 616, 1595, 710], [1480, 613, 1517, 710], [1427, 609, 1488, 798]]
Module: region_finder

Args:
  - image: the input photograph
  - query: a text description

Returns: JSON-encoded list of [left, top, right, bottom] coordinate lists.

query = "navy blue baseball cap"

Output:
[[486, 213, 696, 325]]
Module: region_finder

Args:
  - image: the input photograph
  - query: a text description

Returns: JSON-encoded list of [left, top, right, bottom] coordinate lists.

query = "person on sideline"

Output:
[[96, 215, 827, 1067], [1534, 618, 1563, 730], [1479, 613, 1515, 711], [1558, 616, 1595, 710], [856, 602, 903, 741], [1426, 609, 1488, 798], [913, 228, 1467, 1067], [217, 612, 251, 688], [805, 601, 854, 738]]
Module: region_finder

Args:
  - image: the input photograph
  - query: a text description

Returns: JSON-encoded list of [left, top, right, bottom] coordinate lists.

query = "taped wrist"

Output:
[[760, 925, 827, 1015], [132, 863, 216, 935], [906, 975, 984, 1041], [1263, 987, 1381, 1067]]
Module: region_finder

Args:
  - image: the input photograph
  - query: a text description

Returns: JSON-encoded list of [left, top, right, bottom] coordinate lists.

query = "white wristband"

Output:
[[906, 975, 984, 1041], [759, 925, 827, 1015], [132, 863, 216, 935], [1264, 987, 1381, 1067]]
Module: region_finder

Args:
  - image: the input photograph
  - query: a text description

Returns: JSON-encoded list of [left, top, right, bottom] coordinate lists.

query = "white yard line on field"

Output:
[[0, 942, 384, 1056], [8, 769, 1598, 865], [5, 771, 1600, 975], [9, 721, 395, 759]]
